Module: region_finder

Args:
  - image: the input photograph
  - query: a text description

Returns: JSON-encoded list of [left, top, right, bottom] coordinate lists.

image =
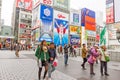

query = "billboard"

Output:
[[70, 35, 80, 45], [85, 16, 96, 31], [70, 26, 79, 35], [54, 19, 68, 46], [39, 20, 53, 42], [86, 30, 96, 37], [16, 0, 32, 11], [54, 0, 69, 10], [114, 0, 120, 22], [40, 4, 53, 21], [81, 8, 95, 26], [70, 10, 81, 26], [106, 0, 114, 24]]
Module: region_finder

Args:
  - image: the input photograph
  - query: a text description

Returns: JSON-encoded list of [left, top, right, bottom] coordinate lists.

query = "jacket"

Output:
[[35, 46, 49, 61], [48, 48, 56, 63], [82, 48, 87, 58]]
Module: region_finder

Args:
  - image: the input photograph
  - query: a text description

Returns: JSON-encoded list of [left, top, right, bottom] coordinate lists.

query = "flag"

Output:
[[100, 27, 106, 45]]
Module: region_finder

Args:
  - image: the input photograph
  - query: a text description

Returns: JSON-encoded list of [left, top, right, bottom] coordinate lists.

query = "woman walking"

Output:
[[88, 45, 99, 75], [99, 45, 110, 76], [35, 40, 50, 80], [48, 42, 57, 80]]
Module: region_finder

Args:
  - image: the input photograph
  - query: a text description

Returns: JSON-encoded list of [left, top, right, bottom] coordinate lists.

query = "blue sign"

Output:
[[40, 4, 53, 21], [81, 8, 95, 26], [70, 35, 80, 45], [73, 13, 79, 23]]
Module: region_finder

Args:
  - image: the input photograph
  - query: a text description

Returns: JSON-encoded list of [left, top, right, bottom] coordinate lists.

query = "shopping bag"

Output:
[[53, 59, 58, 67]]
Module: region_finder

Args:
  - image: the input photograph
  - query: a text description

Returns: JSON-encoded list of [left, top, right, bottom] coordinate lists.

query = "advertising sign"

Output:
[[54, 0, 69, 10], [70, 10, 81, 26], [106, 0, 114, 24], [81, 8, 95, 26], [40, 20, 53, 42], [36, 28, 40, 41], [41, 0, 53, 6], [85, 16, 96, 31], [70, 26, 79, 35], [114, 0, 120, 22], [54, 10, 69, 21], [40, 4, 53, 21], [54, 19, 68, 46], [86, 30, 96, 37], [70, 35, 80, 45], [16, 0, 32, 11], [32, 5, 40, 27]]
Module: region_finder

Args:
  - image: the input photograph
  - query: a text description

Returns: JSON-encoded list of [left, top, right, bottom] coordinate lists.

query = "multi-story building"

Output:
[[12, 0, 32, 44], [0, 0, 2, 32]]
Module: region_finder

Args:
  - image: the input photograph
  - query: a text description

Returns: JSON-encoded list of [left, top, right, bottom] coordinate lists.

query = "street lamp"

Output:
[[116, 29, 120, 43]]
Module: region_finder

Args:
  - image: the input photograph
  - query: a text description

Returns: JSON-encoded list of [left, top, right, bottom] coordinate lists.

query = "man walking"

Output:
[[64, 44, 70, 66]]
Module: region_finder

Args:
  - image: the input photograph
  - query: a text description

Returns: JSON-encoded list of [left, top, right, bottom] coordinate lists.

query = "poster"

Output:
[[54, 19, 68, 46], [40, 4, 53, 21], [70, 35, 80, 45], [70, 9, 81, 26], [54, 0, 69, 10], [39, 20, 53, 42], [16, 0, 32, 11]]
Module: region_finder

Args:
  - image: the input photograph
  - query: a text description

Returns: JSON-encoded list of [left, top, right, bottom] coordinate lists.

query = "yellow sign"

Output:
[[70, 26, 78, 34]]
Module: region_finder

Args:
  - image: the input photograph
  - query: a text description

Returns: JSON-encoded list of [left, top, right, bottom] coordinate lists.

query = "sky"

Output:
[[1, 0, 106, 26]]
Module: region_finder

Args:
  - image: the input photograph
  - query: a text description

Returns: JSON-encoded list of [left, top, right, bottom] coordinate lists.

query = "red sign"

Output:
[[85, 16, 96, 31], [16, 0, 32, 11], [57, 14, 66, 19], [42, 0, 52, 5], [106, 7, 114, 24]]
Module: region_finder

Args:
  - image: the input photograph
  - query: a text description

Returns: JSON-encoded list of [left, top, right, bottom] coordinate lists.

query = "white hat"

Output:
[[94, 44, 99, 48]]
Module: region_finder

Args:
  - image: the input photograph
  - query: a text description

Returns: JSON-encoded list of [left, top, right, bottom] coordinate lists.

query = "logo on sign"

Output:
[[43, 0, 52, 5], [44, 8, 51, 16], [58, 14, 66, 19]]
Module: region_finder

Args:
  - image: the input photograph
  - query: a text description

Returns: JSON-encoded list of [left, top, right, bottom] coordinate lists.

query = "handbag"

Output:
[[53, 59, 58, 67], [102, 50, 110, 62]]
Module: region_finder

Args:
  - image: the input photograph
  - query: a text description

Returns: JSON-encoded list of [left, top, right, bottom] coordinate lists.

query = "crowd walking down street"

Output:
[[0, 40, 120, 80]]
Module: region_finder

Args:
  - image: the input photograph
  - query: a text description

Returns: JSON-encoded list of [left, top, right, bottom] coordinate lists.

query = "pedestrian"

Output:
[[48, 42, 57, 80], [69, 45, 73, 57], [81, 44, 87, 70], [99, 45, 110, 76], [64, 44, 70, 66], [15, 43, 20, 57], [35, 40, 49, 80], [88, 45, 99, 75]]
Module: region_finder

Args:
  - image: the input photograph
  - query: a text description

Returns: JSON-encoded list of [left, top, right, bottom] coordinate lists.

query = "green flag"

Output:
[[100, 27, 106, 45]]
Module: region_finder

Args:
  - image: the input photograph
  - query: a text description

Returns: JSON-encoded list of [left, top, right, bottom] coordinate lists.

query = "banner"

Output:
[[70, 10, 81, 26], [16, 0, 32, 11], [85, 16, 96, 31], [70, 26, 79, 35], [114, 0, 120, 22], [54, 19, 68, 46], [39, 20, 53, 42], [54, 0, 69, 10], [70, 35, 80, 45], [81, 8, 95, 26], [40, 4, 53, 21]]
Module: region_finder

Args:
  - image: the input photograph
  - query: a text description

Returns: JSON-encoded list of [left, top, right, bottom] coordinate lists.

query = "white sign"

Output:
[[86, 30, 96, 37], [54, 10, 69, 21], [54, 0, 69, 10], [114, 0, 120, 22], [70, 9, 81, 26]]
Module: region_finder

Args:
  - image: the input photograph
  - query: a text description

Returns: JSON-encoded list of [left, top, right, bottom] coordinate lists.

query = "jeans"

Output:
[[64, 54, 68, 65], [48, 63, 55, 78], [100, 61, 108, 74]]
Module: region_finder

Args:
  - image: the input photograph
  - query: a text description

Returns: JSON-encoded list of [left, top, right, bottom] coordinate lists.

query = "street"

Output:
[[0, 50, 120, 80]]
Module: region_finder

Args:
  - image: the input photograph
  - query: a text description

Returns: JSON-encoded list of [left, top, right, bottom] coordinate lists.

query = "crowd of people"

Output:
[[12, 40, 110, 80]]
